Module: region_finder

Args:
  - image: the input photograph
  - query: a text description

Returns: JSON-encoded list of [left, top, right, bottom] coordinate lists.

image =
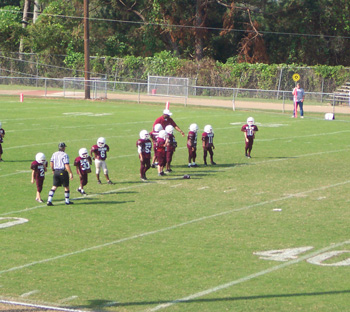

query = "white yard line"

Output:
[[1, 180, 349, 276], [146, 239, 350, 311], [0, 299, 86, 312]]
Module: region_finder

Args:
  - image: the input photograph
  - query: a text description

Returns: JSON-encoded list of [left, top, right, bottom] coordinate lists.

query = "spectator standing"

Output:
[[292, 83, 305, 118], [0, 121, 5, 162], [47, 142, 74, 206]]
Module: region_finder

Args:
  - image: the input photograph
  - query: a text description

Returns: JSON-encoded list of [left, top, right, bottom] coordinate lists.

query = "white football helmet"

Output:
[[97, 137, 106, 147], [247, 117, 254, 125], [139, 130, 149, 140], [204, 125, 213, 134], [158, 130, 167, 139], [189, 123, 198, 133], [154, 123, 163, 132], [165, 125, 174, 134], [35, 152, 46, 164], [79, 148, 89, 158]]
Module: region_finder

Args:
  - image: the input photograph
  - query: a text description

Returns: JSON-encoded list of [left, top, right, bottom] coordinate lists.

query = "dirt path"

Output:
[[1, 89, 349, 115]]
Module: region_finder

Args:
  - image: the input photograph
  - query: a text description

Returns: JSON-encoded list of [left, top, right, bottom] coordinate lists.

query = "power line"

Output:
[[1, 8, 350, 40]]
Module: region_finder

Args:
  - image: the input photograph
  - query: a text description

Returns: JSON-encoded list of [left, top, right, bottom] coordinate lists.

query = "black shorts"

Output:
[[53, 170, 69, 187]]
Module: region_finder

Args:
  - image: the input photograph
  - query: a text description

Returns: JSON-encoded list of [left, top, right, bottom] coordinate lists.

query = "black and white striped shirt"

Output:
[[50, 151, 69, 170]]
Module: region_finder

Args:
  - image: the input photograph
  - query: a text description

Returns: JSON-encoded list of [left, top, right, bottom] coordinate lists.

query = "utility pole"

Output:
[[84, 0, 90, 99]]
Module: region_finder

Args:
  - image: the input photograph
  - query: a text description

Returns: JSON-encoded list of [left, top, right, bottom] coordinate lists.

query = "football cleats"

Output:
[[189, 123, 198, 133], [204, 125, 213, 134], [35, 152, 46, 164], [247, 117, 254, 125], [79, 148, 89, 158], [154, 123, 163, 132], [97, 137, 106, 147], [139, 130, 149, 140], [165, 125, 174, 134], [158, 130, 167, 139]]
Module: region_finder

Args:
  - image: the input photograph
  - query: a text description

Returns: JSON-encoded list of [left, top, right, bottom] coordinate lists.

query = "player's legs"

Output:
[[100, 160, 112, 184], [299, 101, 304, 117], [203, 148, 208, 165], [47, 185, 58, 205], [208, 147, 216, 165], [36, 179, 44, 202], [0, 144, 3, 161], [95, 159, 101, 183]]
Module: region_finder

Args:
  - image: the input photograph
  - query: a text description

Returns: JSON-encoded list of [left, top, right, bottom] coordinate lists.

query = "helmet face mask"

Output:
[[139, 130, 149, 140], [165, 125, 174, 134], [79, 148, 89, 158], [97, 137, 106, 147], [204, 125, 213, 134], [189, 123, 198, 133], [35, 152, 46, 164], [154, 123, 163, 132], [247, 117, 254, 126]]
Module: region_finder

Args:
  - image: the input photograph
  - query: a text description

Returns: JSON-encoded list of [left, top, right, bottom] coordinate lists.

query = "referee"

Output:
[[47, 142, 74, 206]]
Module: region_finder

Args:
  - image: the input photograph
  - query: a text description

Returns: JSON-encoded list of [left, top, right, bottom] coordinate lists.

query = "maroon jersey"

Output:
[[153, 116, 178, 130], [241, 124, 258, 137], [74, 156, 92, 175], [150, 131, 159, 145], [31, 160, 47, 181], [0, 128, 5, 143], [202, 132, 214, 148], [166, 133, 177, 153], [136, 138, 152, 159], [90, 144, 109, 160], [156, 137, 166, 152], [187, 131, 197, 148]]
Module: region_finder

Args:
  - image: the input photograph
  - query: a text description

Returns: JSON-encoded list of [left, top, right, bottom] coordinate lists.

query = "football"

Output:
[[183, 174, 191, 179]]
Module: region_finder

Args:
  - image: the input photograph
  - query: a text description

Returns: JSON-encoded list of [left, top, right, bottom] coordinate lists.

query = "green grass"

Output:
[[0, 95, 349, 312]]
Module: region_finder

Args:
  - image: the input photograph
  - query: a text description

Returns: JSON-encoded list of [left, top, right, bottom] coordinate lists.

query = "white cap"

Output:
[[163, 109, 172, 116]]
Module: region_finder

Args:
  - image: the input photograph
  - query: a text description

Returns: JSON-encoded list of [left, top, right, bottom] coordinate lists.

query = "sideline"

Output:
[[1, 179, 350, 275]]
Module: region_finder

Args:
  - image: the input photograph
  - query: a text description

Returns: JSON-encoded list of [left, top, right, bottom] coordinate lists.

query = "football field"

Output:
[[0, 95, 349, 312]]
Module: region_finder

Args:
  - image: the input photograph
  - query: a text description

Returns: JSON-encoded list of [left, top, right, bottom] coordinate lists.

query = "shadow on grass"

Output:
[[73, 289, 350, 309]]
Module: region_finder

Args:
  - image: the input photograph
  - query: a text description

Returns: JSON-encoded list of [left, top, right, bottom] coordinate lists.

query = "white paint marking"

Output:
[[170, 184, 183, 188], [1, 180, 349, 275], [272, 208, 282, 211], [59, 296, 78, 303], [0, 217, 28, 228], [223, 188, 236, 193], [20, 290, 40, 297], [0, 299, 85, 312], [147, 240, 350, 311], [197, 186, 209, 190]]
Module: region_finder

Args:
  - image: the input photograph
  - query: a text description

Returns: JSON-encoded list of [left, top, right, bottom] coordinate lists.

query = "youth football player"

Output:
[[90, 137, 113, 184], [202, 125, 216, 165], [31, 152, 47, 203], [241, 117, 259, 158], [74, 148, 92, 195], [137, 130, 152, 181]]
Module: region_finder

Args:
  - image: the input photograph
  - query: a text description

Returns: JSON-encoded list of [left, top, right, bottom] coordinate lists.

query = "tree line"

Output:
[[1, 0, 350, 66]]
